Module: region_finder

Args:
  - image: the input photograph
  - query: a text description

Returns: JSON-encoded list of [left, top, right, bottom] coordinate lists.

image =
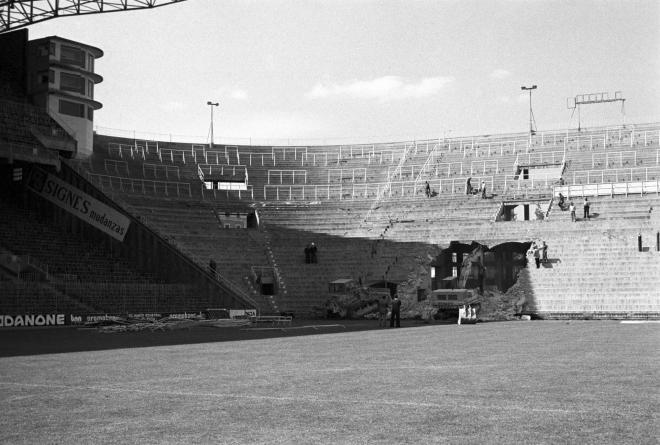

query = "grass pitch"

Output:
[[0, 321, 658, 444]]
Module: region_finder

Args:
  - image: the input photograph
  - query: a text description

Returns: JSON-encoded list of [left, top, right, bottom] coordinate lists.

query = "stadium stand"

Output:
[[67, 121, 659, 319], [1, 28, 658, 320]]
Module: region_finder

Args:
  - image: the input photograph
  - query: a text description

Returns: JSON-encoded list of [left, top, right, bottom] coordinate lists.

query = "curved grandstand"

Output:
[[1, 27, 659, 323], [82, 124, 660, 318], [3, 97, 659, 321]]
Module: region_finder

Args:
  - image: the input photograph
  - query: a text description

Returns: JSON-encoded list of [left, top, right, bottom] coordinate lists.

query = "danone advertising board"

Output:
[[27, 168, 131, 242], [0, 313, 188, 328], [0, 312, 255, 328]]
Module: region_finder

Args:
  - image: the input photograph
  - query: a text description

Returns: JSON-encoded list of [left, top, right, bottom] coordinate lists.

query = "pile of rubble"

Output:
[[93, 316, 252, 333]]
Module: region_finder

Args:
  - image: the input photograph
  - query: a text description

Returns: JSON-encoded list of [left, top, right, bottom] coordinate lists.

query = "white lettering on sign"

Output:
[[27, 168, 131, 242], [0, 314, 65, 327]]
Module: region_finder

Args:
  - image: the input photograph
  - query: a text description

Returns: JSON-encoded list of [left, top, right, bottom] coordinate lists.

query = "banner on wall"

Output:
[[0, 314, 66, 327], [0, 312, 253, 328], [26, 168, 131, 242]]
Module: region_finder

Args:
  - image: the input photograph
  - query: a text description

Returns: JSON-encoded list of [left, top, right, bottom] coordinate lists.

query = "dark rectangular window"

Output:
[[59, 99, 85, 118], [87, 79, 93, 97], [49, 42, 56, 56], [48, 70, 55, 84], [60, 45, 85, 67], [87, 106, 93, 121], [60, 72, 85, 94]]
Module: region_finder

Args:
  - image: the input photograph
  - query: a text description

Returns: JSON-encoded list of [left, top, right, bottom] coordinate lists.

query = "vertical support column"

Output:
[[631, 127, 634, 148]]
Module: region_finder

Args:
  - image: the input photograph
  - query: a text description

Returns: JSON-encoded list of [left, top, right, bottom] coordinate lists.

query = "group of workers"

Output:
[[458, 304, 477, 325], [529, 240, 549, 268], [377, 294, 401, 328], [466, 177, 488, 198], [376, 296, 480, 327], [557, 193, 592, 222]]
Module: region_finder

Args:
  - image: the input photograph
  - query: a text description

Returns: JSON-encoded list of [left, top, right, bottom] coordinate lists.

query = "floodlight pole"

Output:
[[207, 101, 219, 149], [521, 85, 537, 136]]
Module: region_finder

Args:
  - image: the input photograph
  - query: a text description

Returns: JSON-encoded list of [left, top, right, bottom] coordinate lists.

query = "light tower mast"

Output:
[[521, 85, 537, 136], [207, 101, 219, 150]]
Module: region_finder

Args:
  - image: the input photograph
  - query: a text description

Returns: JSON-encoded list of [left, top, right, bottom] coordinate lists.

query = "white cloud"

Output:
[[163, 101, 188, 112], [497, 95, 511, 103], [490, 69, 511, 79], [224, 112, 323, 140], [211, 87, 249, 101], [229, 89, 248, 101], [305, 75, 454, 102]]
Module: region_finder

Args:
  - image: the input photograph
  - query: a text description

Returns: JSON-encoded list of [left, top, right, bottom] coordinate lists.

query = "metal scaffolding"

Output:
[[0, 0, 187, 33]]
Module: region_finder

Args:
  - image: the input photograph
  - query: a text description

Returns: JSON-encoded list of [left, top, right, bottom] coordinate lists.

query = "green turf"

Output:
[[0, 321, 658, 444]]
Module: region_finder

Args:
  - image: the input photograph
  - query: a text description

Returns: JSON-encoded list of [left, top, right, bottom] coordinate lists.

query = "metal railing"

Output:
[[87, 173, 192, 197], [412, 142, 441, 188], [591, 151, 637, 168], [267, 169, 307, 184], [261, 175, 494, 201], [554, 180, 660, 198], [104, 159, 130, 176], [516, 151, 564, 166], [0, 142, 61, 168], [328, 168, 367, 183], [199, 164, 247, 177], [572, 167, 660, 185], [503, 174, 559, 192], [201, 184, 253, 200], [95, 121, 660, 151], [142, 163, 180, 180]]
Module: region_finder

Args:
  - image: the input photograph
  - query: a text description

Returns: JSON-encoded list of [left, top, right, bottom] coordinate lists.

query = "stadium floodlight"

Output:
[[521, 85, 537, 136], [0, 1, 188, 34], [207, 101, 219, 149]]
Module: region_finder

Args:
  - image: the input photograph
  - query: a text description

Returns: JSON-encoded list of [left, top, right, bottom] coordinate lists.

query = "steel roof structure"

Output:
[[0, 0, 187, 33]]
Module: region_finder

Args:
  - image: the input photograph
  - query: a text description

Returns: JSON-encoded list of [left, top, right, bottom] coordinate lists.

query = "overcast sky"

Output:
[[27, 0, 660, 144]]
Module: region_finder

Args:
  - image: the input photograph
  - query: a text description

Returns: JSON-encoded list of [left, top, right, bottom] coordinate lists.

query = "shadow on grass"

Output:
[[0, 319, 433, 357]]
